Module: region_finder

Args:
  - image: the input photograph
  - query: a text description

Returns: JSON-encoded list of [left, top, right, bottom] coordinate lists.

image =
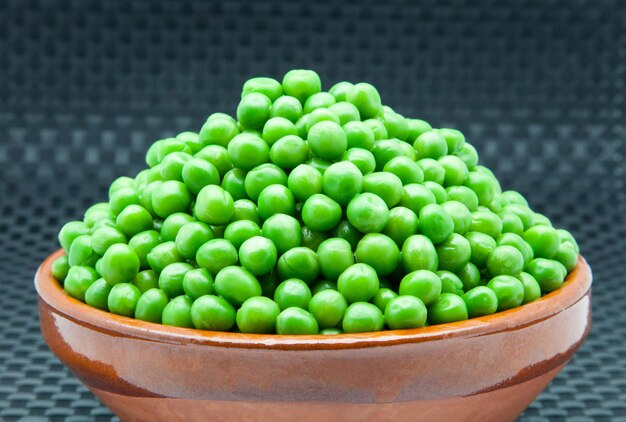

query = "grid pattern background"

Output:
[[0, 0, 624, 420]]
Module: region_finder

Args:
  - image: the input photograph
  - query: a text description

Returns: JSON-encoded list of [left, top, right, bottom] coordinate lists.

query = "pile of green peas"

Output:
[[51, 69, 581, 335]]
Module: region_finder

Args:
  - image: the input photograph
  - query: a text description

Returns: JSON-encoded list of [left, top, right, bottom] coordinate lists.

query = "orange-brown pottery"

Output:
[[36, 250, 592, 422]]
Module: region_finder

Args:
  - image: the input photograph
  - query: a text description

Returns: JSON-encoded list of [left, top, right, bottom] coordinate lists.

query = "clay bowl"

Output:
[[36, 249, 592, 422]]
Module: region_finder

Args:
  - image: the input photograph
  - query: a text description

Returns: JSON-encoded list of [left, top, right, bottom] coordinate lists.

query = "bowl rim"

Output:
[[36, 249, 592, 350]]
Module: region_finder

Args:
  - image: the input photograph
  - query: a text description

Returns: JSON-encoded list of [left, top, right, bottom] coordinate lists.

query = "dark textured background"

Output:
[[1, 0, 625, 420]]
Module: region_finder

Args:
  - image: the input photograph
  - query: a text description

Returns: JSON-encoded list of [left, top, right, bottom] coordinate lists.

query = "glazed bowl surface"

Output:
[[36, 250, 592, 422]]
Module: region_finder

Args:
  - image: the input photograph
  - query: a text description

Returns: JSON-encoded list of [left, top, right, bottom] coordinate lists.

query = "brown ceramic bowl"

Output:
[[36, 249, 592, 422]]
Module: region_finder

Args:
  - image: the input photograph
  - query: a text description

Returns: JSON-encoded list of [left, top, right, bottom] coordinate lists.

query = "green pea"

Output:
[[343, 121, 375, 150], [464, 171, 496, 206], [282, 69, 321, 103], [328, 81, 353, 101], [526, 258, 565, 292], [174, 221, 214, 259], [370, 139, 405, 171], [404, 118, 431, 142], [134, 288, 169, 323], [146, 241, 181, 273], [236, 296, 281, 334], [533, 213, 552, 227], [259, 213, 300, 253], [316, 238, 355, 280], [109, 187, 140, 216], [470, 210, 503, 239], [220, 221, 258, 251], [361, 172, 403, 208], [273, 278, 312, 311], [307, 121, 347, 161], [284, 166, 321, 205], [277, 247, 319, 283], [227, 133, 269, 171], [196, 239, 238, 275], [417, 158, 445, 185], [84, 278, 112, 311], [355, 233, 400, 276], [270, 95, 303, 123], [176, 131, 202, 154], [518, 272, 542, 304], [346, 82, 382, 119], [320, 161, 363, 206], [152, 138, 191, 165], [190, 295, 236, 331], [486, 245, 524, 278], [194, 185, 234, 226], [244, 163, 288, 201], [437, 128, 465, 153], [401, 235, 438, 273], [457, 262, 482, 291], [58, 221, 90, 252], [455, 143, 478, 170], [346, 193, 389, 233], [421, 182, 445, 205], [294, 195, 339, 234], [100, 244, 140, 285], [199, 115, 239, 147], [383, 206, 419, 248], [179, 158, 220, 197], [68, 235, 95, 267], [266, 135, 308, 170], [436, 233, 472, 272], [341, 148, 376, 176], [242, 77, 283, 101], [383, 156, 424, 185], [439, 155, 468, 187], [306, 289, 347, 329], [557, 229, 580, 254], [230, 199, 261, 225], [419, 203, 454, 244], [107, 283, 141, 317], [446, 186, 479, 212], [302, 92, 335, 114], [371, 288, 399, 313], [132, 269, 159, 293], [441, 200, 472, 235], [331, 220, 362, 251], [109, 178, 134, 197], [438, 270, 465, 295], [158, 262, 193, 298], [465, 231, 496, 269], [385, 295, 427, 330], [554, 243, 578, 272], [195, 145, 233, 178], [496, 233, 534, 269], [260, 117, 296, 146], [428, 293, 468, 324], [237, 236, 277, 276], [257, 184, 296, 220], [276, 307, 319, 335], [498, 211, 525, 235], [160, 212, 194, 242], [382, 111, 409, 141], [504, 204, 535, 231], [462, 286, 498, 318], [128, 230, 161, 270], [162, 295, 194, 328], [51, 255, 70, 282], [342, 302, 384, 333], [337, 263, 379, 304], [236, 92, 271, 130], [64, 266, 98, 301], [151, 181, 192, 218], [328, 101, 360, 125], [159, 151, 191, 181], [487, 275, 524, 311], [414, 131, 448, 160], [400, 183, 436, 215], [91, 226, 127, 256], [522, 225, 560, 259], [213, 266, 262, 306]]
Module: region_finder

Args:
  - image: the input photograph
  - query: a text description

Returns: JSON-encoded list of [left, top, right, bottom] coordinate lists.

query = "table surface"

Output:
[[1, 0, 625, 420]]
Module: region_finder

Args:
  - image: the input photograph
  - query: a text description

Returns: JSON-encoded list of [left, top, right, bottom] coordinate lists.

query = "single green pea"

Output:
[[337, 263, 379, 304], [269, 135, 309, 170], [84, 278, 112, 311], [465, 231, 496, 269], [303, 92, 337, 114], [487, 275, 525, 311], [436, 233, 472, 273], [401, 235, 439, 273], [194, 185, 234, 226], [68, 235, 96, 267], [244, 163, 288, 201], [383, 156, 424, 185], [274, 278, 313, 310], [305, 107, 340, 131], [109, 177, 135, 197], [554, 243, 578, 272], [91, 226, 127, 256], [355, 233, 400, 276], [346, 82, 382, 119], [400, 183, 437, 215], [261, 214, 302, 254], [84, 204, 115, 229], [176, 131, 202, 154], [343, 121, 375, 150], [159, 151, 191, 181], [385, 295, 427, 330], [109, 187, 140, 216], [270, 95, 303, 123], [277, 247, 319, 283], [106, 283, 141, 317], [341, 148, 376, 175], [486, 245, 524, 278], [321, 161, 363, 206], [146, 241, 182, 273], [64, 266, 99, 301], [128, 230, 161, 270], [382, 111, 409, 141], [462, 286, 498, 318], [417, 158, 445, 185], [227, 133, 270, 171], [371, 288, 399, 313], [261, 117, 297, 146], [285, 164, 321, 204], [180, 268, 213, 300], [59, 221, 89, 253], [276, 307, 319, 335], [221, 220, 259, 250], [307, 121, 347, 161], [237, 236, 277, 276], [299, 195, 343, 234], [236, 92, 271, 130], [526, 258, 565, 292], [557, 228, 580, 254], [132, 269, 159, 293], [151, 181, 192, 218], [414, 131, 448, 160], [498, 211, 525, 235], [242, 77, 283, 101], [100, 243, 140, 285], [174, 221, 214, 259], [328, 101, 360, 125], [382, 206, 419, 248], [342, 302, 384, 333], [464, 171, 496, 206], [500, 190, 528, 207], [158, 262, 193, 298], [446, 186, 479, 212], [438, 270, 465, 295], [419, 203, 454, 244], [370, 139, 405, 171], [428, 293, 468, 324], [437, 128, 465, 154], [180, 158, 220, 196], [439, 155, 468, 187], [160, 212, 194, 242], [162, 295, 194, 328], [214, 266, 262, 306], [361, 172, 403, 208], [347, 193, 389, 234], [405, 119, 433, 142], [195, 145, 233, 178], [331, 220, 363, 251], [190, 295, 236, 331], [503, 204, 535, 231], [455, 143, 478, 170], [470, 210, 503, 239], [328, 81, 353, 101], [51, 255, 70, 282], [317, 238, 355, 280], [457, 262, 482, 291], [196, 239, 238, 275], [497, 233, 534, 269], [441, 200, 472, 235], [282, 69, 321, 103], [134, 288, 169, 323], [518, 272, 542, 304], [236, 296, 281, 334], [230, 199, 261, 225], [257, 184, 296, 220], [308, 289, 348, 329], [199, 115, 239, 147], [152, 138, 192, 165], [523, 225, 560, 259]]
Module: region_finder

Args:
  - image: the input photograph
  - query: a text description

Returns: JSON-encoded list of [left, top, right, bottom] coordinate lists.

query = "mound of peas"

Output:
[[51, 70, 581, 335]]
